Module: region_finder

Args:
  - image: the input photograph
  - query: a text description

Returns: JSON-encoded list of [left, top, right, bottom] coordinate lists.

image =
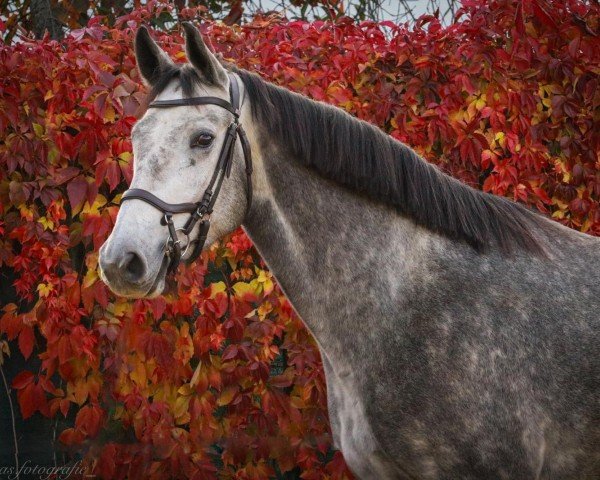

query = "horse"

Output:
[[99, 23, 600, 479]]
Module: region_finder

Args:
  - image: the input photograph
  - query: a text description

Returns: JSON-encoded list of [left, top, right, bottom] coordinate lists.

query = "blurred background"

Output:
[[1, 0, 458, 42]]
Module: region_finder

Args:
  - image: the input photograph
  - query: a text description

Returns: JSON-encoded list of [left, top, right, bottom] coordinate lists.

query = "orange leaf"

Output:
[[217, 385, 238, 406], [75, 404, 104, 437]]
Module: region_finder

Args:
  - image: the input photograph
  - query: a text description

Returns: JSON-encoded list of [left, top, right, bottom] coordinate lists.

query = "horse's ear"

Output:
[[182, 22, 228, 86], [135, 26, 174, 87]]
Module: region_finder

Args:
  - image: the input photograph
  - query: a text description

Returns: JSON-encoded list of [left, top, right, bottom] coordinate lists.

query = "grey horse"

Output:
[[99, 23, 600, 479]]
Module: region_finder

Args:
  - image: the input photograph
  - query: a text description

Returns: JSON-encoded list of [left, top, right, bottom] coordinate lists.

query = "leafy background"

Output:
[[0, 0, 598, 478]]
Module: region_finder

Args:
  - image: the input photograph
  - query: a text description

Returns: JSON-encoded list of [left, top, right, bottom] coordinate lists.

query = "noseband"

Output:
[[120, 73, 252, 274]]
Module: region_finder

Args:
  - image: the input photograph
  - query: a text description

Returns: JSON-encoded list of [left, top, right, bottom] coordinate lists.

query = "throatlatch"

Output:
[[120, 73, 253, 274]]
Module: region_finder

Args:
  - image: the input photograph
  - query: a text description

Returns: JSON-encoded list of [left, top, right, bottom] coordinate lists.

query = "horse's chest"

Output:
[[326, 370, 404, 479]]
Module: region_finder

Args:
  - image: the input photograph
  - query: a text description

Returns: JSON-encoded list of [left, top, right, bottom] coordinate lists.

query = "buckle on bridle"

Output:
[[163, 213, 191, 258], [164, 227, 191, 258]]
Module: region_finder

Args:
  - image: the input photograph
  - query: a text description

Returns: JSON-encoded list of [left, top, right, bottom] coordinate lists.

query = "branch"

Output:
[[0, 361, 20, 480], [29, 0, 63, 40]]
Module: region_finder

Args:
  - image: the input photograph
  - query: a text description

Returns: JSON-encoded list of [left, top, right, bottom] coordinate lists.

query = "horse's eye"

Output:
[[191, 133, 214, 149]]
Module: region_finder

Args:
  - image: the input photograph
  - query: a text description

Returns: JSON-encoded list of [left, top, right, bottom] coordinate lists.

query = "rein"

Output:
[[121, 73, 253, 274]]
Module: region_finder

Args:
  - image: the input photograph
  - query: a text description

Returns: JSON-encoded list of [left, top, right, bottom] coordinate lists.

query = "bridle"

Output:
[[121, 73, 252, 274]]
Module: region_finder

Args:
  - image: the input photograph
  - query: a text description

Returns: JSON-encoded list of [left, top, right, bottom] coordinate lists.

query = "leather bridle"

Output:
[[121, 73, 252, 274]]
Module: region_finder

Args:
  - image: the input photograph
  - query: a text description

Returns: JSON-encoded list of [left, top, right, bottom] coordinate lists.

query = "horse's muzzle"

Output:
[[98, 243, 158, 297]]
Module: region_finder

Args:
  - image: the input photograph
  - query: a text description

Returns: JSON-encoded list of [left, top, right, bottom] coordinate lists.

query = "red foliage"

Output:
[[0, 1, 598, 478]]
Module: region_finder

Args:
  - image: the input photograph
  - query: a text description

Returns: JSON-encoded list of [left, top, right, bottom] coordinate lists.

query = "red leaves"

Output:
[[532, 0, 558, 31], [221, 344, 239, 361], [570, 197, 591, 216], [58, 428, 85, 446], [12, 372, 48, 419], [18, 326, 35, 360], [75, 404, 105, 437], [0, 304, 23, 340], [17, 382, 48, 419], [66, 176, 88, 213], [138, 330, 175, 371], [203, 293, 229, 320], [12, 370, 34, 389], [514, 1, 526, 38]]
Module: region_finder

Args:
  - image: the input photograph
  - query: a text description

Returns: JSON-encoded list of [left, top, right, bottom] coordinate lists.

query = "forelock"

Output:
[[137, 64, 206, 117]]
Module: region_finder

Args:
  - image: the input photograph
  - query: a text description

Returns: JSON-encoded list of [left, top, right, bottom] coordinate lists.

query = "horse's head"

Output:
[[99, 23, 252, 298]]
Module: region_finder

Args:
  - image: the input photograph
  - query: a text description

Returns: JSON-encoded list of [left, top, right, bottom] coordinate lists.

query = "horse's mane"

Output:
[[149, 64, 547, 253]]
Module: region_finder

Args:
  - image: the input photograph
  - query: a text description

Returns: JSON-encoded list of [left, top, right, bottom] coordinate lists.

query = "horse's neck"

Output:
[[241, 141, 438, 363]]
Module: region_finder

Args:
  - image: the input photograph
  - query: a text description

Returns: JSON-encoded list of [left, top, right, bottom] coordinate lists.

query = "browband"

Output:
[[148, 96, 239, 117]]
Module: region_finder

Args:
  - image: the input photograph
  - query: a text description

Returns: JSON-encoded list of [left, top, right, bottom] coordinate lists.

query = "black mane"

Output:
[[150, 65, 546, 253]]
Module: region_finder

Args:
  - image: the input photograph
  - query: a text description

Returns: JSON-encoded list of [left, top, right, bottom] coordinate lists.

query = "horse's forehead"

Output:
[[157, 77, 225, 99], [132, 80, 230, 141], [155, 78, 229, 106]]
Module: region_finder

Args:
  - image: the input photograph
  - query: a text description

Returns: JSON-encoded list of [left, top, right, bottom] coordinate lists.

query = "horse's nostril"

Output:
[[121, 251, 146, 282]]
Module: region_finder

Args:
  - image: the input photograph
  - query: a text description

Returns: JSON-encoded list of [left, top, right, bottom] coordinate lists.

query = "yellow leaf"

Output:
[[256, 269, 267, 283], [581, 219, 592, 232], [19, 204, 35, 221], [82, 194, 107, 216], [32, 123, 44, 137], [190, 361, 203, 388], [232, 281, 255, 298], [209, 281, 226, 298], [257, 301, 273, 321], [263, 278, 274, 296], [38, 216, 54, 231], [551, 196, 568, 209], [217, 385, 238, 406], [177, 383, 194, 396], [112, 299, 131, 317], [449, 108, 465, 123], [176, 412, 190, 425], [0, 340, 10, 366], [37, 283, 54, 297], [104, 104, 116, 123], [174, 394, 191, 420], [118, 151, 132, 162], [130, 358, 147, 386], [48, 146, 60, 163], [475, 94, 486, 110], [227, 256, 237, 272], [83, 268, 98, 289], [290, 394, 305, 409], [255, 269, 274, 296], [494, 132, 506, 149]]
